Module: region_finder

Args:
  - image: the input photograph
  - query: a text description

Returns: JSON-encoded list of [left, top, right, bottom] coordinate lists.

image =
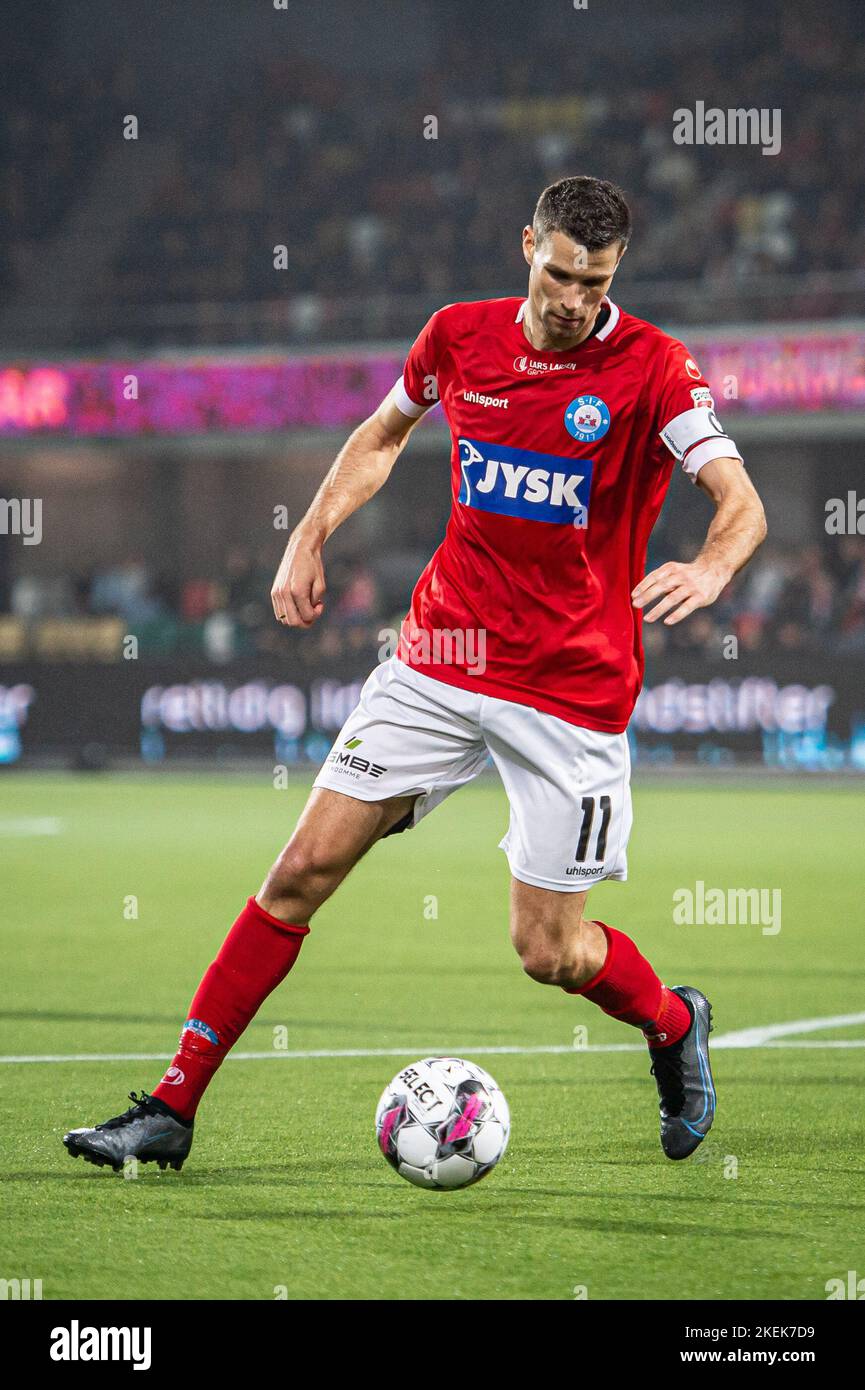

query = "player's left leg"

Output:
[[508, 878, 715, 1158], [482, 699, 715, 1159]]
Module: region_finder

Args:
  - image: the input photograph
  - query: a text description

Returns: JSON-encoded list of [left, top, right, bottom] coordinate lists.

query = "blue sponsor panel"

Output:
[[458, 438, 593, 527]]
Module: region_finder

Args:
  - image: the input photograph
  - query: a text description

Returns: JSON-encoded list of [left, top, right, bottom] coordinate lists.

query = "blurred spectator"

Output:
[[4, 2, 865, 342], [5, 532, 865, 662]]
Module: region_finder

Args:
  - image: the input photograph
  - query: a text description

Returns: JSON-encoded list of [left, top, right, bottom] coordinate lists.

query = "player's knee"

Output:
[[263, 837, 347, 911], [513, 922, 595, 988], [518, 942, 569, 986]]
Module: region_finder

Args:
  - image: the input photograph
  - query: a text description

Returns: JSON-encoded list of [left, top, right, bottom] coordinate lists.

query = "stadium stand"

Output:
[[2, 4, 864, 346]]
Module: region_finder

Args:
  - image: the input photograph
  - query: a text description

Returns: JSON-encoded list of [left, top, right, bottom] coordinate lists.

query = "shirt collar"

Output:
[[514, 295, 620, 343]]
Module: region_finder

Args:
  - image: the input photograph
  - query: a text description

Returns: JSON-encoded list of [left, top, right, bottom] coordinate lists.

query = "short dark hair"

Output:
[[533, 176, 632, 253]]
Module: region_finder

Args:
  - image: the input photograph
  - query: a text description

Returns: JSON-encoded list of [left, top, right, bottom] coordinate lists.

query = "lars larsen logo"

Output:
[[564, 395, 610, 443], [458, 438, 592, 528], [513, 355, 580, 375]]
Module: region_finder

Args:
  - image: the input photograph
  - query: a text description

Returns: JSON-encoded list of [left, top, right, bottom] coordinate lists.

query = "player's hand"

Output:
[[271, 530, 326, 627], [631, 559, 730, 626]]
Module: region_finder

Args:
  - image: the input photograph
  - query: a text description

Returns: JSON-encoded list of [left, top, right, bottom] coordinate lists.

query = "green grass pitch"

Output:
[[1, 771, 864, 1301]]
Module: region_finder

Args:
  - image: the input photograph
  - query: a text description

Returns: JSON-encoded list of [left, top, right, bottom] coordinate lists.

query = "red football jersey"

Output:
[[393, 296, 741, 733]]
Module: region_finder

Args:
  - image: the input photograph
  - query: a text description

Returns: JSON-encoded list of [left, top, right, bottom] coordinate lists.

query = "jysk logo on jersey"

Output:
[[458, 438, 593, 528], [564, 395, 611, 443]]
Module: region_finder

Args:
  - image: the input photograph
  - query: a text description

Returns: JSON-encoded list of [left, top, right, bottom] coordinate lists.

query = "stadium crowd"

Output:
[[5, 534, 865, 666], [2, 4, 865, 344], [1, 57, 140, 308]]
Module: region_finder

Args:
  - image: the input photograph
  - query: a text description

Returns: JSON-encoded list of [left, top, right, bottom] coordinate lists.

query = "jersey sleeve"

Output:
[[653, 338, 742, 481], [391, 311, 444, 417]]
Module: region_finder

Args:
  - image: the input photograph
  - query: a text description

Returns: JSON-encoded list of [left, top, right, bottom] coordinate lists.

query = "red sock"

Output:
[[152, 896, 309, 1120], [564, 923, 690, 1048], [644, 983, 693, 1048]]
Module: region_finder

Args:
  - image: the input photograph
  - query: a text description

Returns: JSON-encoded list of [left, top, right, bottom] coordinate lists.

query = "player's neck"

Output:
[[521, 299, 606, 353]]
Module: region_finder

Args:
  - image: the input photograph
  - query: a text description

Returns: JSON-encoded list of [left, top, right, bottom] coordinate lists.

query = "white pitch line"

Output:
[[3, 1045, 639, 1064], [2, 1011, 864, 1067], [0, 817, 62, 837], [713, 1011, 865, 1048], [2, 1025, 865, 1066]]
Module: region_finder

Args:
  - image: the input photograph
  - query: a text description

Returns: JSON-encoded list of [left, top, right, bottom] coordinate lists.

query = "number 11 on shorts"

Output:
[[575, 795, 612, 863]]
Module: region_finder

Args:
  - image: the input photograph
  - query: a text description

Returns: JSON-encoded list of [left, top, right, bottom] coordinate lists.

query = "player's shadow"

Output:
[[418, 1211, 797, 1239]]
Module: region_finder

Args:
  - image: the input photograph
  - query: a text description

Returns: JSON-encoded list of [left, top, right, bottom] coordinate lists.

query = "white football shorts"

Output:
[[312, 657, 632, 892]]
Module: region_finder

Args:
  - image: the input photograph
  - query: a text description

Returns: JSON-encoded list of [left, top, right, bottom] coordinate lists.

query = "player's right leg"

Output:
[[62, 788, 414, 1173], [63, 656, 488, 1172]]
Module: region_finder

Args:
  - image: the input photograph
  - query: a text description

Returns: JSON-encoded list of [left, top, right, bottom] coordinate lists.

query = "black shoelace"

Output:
[[96, 1091, 155, 1130]]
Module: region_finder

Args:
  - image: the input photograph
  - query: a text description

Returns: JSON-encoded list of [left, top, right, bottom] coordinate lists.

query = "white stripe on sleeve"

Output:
[[391, 375, 430, 419], [682, 436, 743, 479]]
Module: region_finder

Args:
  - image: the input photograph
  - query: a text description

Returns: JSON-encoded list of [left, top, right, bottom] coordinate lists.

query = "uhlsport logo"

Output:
[[564, 395, 610, 443], [463, 388, 508, 409], [458, 438, 592, 528]]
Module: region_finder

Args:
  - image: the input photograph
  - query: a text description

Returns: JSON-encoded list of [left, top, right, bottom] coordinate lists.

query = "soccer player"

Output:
[[64, 177, 766, 1172]]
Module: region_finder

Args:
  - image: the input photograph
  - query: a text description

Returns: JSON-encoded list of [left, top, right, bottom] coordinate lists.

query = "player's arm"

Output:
[[632, 456, 767, 625], [271, 392, 425, 628]]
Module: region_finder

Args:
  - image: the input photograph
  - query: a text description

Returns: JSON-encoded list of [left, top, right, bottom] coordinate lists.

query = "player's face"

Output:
[[521, 227, 624, 350]]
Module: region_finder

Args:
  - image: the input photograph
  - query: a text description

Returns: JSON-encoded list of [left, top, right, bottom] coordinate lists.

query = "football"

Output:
[[375, 1057, 510, 1190]]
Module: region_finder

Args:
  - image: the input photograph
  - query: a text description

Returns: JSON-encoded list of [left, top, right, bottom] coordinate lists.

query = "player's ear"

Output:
[[521, 225, 535, 267]]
